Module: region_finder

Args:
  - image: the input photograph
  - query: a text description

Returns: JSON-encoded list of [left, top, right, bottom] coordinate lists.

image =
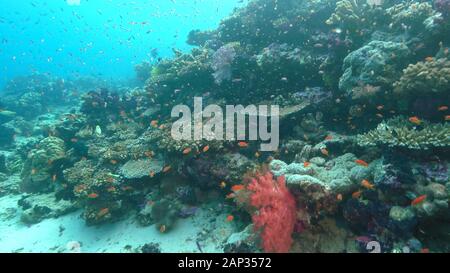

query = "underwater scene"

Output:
[[0, 0, 449, 254]]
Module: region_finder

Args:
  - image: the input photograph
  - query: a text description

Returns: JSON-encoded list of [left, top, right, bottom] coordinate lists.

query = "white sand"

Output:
[[0, 194, 236, 253]]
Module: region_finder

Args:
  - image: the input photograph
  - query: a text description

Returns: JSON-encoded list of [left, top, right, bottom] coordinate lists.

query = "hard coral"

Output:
[[247, 171, 297, 253]]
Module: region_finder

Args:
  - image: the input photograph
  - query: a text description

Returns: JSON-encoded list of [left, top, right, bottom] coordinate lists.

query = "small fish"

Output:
[[149, 171, 156, 178], [420, 248, 430, 253], [361, 179, 375, 190], [202, 145, 210, 153], [325, 135, 333, 141], [150, 120, 159, 127], [182, 147, 192, 155], [110, 159, 118, 165], [52, 174, 57, 182], [409, 116, 421, 125], [159, 225, 167, 233], [255, 152, 261, 158], [107, 187, 116, 192], [376, 113, 383, 118], [437, 106, 448, 111], [446, 115, 450, 121], [411, 195, 427, 206], [70, 138, 78, 143], [352, 190, 362, 199], [355, 159, 369, 167], [336, 194, 343, 201], [226, 193, 236, 199], [425, 56, 434, 62], [320, 148, 329, 156], [238, 141, 249, 148], [303, 162, 311, 167], [31, 168, 37, 175], [376, 105, 384, 111], [163, 166, 172, 173], [97, 208, 110, 218], [88, 193, 99, 199], [226, 215, 234, 222], [231, 185, 245, 192], [219, 181, 227, 189]]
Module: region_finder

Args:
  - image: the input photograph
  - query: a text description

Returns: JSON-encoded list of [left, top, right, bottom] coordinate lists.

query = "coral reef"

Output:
[[357, 116, 450, 150]]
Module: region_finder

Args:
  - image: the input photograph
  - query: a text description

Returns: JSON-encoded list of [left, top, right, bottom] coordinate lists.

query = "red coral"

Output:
[[247, 171, 297, 253]]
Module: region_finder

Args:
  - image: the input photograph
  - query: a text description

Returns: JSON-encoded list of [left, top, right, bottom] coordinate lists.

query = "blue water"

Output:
[[0, 0, 247, 89]]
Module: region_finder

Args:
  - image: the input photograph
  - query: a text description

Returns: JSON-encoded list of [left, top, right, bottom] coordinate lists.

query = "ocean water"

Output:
[[0, 0, 449, 254]]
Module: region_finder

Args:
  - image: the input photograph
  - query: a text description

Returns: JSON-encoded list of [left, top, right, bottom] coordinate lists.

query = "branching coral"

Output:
[[247, 171, 297, 253], [357, 116, 450, 150], [393, 58, 450, 96]]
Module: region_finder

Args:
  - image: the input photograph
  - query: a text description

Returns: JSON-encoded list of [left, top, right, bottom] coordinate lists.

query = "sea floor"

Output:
[[0, 194, 237, 253]]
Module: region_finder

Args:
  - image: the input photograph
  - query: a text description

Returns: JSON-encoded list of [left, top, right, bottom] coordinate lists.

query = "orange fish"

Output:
[[445, 115, 450, 121], [420, 248, 430, 253], [150, 120, 159, 127], [98, 208, 110, 218], [145, 151, 154, 157], [226, 215, 234, 222], [320, 148, 329, 156], [219, 181, 227, 189], [149, 171, 156, 178], [202, 145, 210, 153], [425, 56, 434, 62], [226, 193, 236, 199], [361, 179, 375, 190], [437, 106, 448, 111], [182, 147, 192, 155], [325, 135, 333, 141], [303, 162, 311, 167], [352, 191, 362, 199], [88, 193, 99, 199], [411, 195, 427, 206], [107, 187, 116, 192], [409, 116, 421, 125], [355, 159, 369, 167], [231, 185, 245, 192], [163, 166, 172, 173], [238, 141, 249, 148], [159, 225, 167, 233], [110, 159, 118, 165], [336, 194, 343, 201]]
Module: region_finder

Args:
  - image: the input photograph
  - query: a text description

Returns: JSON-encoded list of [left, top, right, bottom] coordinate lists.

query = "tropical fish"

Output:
[[110, 159, 118, 165], [437, 106, 448, 111], [202, 145, 210, 153], [88, 193, 99, 199], [52, 174, 57, 182], [355, 159, 369, 167], [409, 116, 421, 125], [411, 195, 427, 206], [231, 184, 245, 192], [97, 208, 110, 218], [219, 181, 227, 189], [352, 191, 362, 199], [361, 179, 375, 190], [425, 56, 434, 62], [446, 115, 450, 121], [420, 248, 430, 253], [320, 148, 329, 156], [325, 135, 333, 141], [303, 162, 311, 167], [182, 147, 192, 155], [159, 225, 167, 233], [376, 105, 384, 110], [226, 193, 236, 199], [238, 141, 249, 148], [150, 120, 159, 127], [163, 166, 172, 173], [336, 194, 343, 201], [226, 215, 234, 222], [149, 171, 156, 178]]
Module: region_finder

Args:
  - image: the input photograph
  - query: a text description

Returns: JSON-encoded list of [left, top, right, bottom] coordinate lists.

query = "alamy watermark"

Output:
[[171, 97, 280, 152]]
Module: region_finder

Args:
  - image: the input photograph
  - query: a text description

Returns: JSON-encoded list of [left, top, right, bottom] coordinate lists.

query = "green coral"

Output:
[[357, 116, 450, 150], [393, 58, 450, 96], [386, 1, 435, 31]]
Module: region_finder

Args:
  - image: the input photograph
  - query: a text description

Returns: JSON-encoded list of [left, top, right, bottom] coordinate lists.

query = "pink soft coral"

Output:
[[247, 171, 297, 253]]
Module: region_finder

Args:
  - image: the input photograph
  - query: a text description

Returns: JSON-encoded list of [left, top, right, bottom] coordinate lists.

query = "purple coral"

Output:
[[419, 162, 448, 183], [211, 44, 236, 84]]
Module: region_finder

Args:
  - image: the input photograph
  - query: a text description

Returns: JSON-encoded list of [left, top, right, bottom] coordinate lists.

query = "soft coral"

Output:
[[247, 171, 297, 253]]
